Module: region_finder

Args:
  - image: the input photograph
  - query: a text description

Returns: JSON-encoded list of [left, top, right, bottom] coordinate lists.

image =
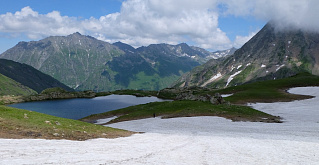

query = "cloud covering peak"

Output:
[[222, 0, 319, 32]]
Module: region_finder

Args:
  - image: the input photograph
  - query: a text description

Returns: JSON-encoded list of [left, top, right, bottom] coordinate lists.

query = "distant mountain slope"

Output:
[[0, 59, 73, 93], [0, 33, 233, 91], [175, 22, 319, 88], [0, 73, 36, 96], [0, 32, 123, 90]]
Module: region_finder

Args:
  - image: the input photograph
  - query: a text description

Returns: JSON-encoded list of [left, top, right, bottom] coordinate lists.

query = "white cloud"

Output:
[[220, 0, 319, 32], [0, 0, 318, 51], [233, 31, 258, 48], [0, 1, 232, 50], [0, 6, 83, 39]]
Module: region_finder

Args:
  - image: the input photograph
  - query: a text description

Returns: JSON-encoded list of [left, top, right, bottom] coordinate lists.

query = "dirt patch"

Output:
[[0, 127, 135, 141]]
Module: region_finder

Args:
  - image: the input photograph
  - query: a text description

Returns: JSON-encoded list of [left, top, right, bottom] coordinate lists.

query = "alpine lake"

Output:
[[8, 95, 169, 120]]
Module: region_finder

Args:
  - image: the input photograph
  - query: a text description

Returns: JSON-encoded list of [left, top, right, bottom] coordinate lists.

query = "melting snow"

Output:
[[2, 87, 319, 164], [276, 64, 285, 71], [230, 65, 235, 71], [221, 94, 233, 97], [225, 70, 242, 87], [201, 72, 222, 87]]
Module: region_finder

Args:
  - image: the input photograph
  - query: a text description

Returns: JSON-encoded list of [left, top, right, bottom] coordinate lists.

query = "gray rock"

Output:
[[210, 93, 226, 105]]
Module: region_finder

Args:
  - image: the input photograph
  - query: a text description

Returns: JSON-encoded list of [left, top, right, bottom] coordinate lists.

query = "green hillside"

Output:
[[0, 73, 36, 96], [0, 105, 133, 140], [0, 59, 73, 93]]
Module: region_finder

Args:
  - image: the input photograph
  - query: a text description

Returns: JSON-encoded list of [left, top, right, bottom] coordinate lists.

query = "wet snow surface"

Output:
[[1, 87, 319, 164]]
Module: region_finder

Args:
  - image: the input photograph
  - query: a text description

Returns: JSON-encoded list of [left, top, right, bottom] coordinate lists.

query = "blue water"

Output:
[[9, 95, 168, 120]]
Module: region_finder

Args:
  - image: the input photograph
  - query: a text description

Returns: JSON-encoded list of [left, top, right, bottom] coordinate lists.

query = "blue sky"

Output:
[[0, 0, 317, 53]]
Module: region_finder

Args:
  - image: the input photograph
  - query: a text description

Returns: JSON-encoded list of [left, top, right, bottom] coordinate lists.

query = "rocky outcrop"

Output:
[[24, 88, 96, 102], [158, 87, 228, 105], [176, 92, 227, 105], [210, 93, 227, 105]]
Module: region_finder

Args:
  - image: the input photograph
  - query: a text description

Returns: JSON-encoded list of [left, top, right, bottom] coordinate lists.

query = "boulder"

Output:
[[210, 93, 226, 105]]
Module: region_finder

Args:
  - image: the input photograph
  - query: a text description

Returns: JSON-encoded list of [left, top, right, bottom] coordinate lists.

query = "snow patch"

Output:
[[288, 41, 291, 44], [201, 72, 222, 87], [276, 64, 285, 72], [261, 64, 266, 68], [230, 65, 235, 71], [226, 70, 242, 87], [221, 94, 233, 97], [95, 116, 118, 124], [246, 63, 251, 66], [237, 65, 242, 69]]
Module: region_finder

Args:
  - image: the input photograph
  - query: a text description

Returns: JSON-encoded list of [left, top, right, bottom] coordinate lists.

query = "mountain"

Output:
[[0, 32, 123, 90], [0, 73, 36, 96], [175, 22, 319, 88], [0, 59, 73, 93], [0, 33, 231, 91], [191, 46, 236, 62]]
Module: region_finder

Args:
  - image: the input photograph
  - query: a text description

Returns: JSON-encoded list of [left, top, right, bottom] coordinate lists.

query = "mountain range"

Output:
[[0, 33, 234, 91], [174, 22, 319, 88]]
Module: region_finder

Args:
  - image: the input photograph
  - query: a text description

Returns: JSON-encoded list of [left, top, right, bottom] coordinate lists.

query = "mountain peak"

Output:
[[72, 32, 82, 36], [175, 22, 319, 88], [113, 41, 136, 53], [66, 32, 83, 38]]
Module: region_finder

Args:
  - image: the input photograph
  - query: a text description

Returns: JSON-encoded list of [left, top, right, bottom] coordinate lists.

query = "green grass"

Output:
[[0, 105, 133, 140], [0, 73, 37, 96], [217, 72, 319, 104], [81, 100, 281, 124]]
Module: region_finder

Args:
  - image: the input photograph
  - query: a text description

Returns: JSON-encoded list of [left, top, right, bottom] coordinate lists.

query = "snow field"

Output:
[[1, 87, 319, 164]]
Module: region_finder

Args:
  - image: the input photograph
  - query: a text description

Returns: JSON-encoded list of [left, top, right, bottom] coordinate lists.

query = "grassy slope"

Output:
[[218, 72, 319, 104], [0, 73, 37, 96], [0, 105, 133, 140], [82, 100, 281, 124]]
